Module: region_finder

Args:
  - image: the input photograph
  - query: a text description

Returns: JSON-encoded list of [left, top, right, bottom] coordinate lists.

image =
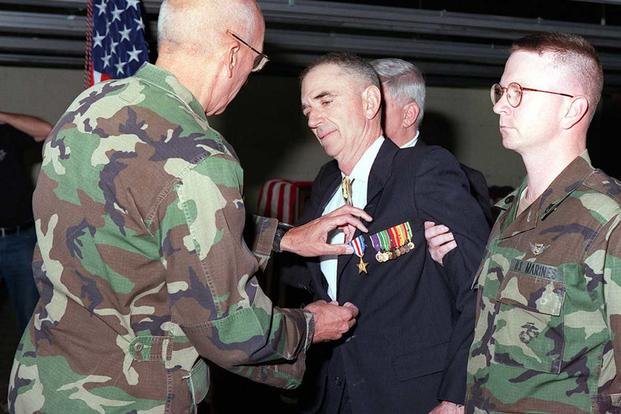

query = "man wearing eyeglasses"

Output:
[[426, 32, 621, 412], [8, 1, 365, 412]]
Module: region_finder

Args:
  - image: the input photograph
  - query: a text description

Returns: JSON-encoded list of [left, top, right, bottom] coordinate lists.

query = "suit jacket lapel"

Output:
[[365, 139, 400, 217], [336, 140, 401, 296], [317, 161, 342, 214]]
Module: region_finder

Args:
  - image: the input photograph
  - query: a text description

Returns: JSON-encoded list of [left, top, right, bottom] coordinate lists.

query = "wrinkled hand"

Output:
[[281, 205, 372, 257], [305, 300, 359, 343], [424, 221, 457, 266], [429, 401, 464, 414]]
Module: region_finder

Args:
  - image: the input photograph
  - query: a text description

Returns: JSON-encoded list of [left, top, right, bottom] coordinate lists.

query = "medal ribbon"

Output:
[[387, 227, 397, 250], [350, 235, 366, 257], [405, 222, 413, 241], [370, 233, 382, 252], [395, 224, 406, 247], [378, 230, 391, 252]]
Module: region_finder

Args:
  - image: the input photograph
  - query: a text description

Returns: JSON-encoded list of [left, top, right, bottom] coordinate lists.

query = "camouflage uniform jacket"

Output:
[[466, 152, 621, 413], [9, 63, 314, 414]]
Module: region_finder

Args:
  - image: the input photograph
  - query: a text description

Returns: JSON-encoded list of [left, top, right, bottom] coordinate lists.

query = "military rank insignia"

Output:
[[350, 235, 368, 274], [369, 222, 415, 263]]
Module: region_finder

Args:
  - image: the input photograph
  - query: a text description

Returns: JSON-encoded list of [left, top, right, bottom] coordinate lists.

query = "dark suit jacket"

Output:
[[460, 163, 493, 227], [283, 139, 489, 414]]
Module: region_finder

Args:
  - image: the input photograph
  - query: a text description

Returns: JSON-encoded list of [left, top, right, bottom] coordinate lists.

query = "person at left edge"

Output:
[[0, 111, 51, 334], [285, 53, 489, 414], [8, 1, 368, 413]]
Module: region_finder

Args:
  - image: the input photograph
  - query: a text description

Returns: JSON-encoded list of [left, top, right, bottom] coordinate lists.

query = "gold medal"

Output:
[[357, 257, 369, 274]]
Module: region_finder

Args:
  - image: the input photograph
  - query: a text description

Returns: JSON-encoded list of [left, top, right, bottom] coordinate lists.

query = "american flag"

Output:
[[257, 179, 312, 225], [87, 0, 149, 86]]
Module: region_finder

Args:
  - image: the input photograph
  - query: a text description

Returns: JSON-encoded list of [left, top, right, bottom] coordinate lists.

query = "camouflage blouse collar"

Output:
[[496, 151, 594, 219], [134, 63, 207, 120], [537, 151, 593, 219]]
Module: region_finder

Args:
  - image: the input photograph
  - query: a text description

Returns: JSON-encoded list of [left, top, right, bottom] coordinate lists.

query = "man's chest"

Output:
[[474, 203, 608, 375]]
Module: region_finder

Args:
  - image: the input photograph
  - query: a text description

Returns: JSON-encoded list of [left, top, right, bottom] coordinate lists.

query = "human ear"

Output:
[[402, 101, 420, 128], [561, 96, 589, 129], [363, 85, 382, 119], [227, 46, 240, 79]]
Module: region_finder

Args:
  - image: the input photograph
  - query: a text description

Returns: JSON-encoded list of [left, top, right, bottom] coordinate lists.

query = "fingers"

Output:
[[320, 243, 354, 255], [424, 223, 452, 239], [427, 232, 455, 248], [306, 300, 359, 343], [328, 205, 373, 223], [437, 240, 457, 256], [341, 303, 358, 329], [342, 224, 356, 243], [342, 302, 359, 317], [326, 214, 369, 233]]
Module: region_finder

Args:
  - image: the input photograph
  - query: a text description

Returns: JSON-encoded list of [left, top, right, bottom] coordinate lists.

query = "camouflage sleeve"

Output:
[[249, 215, 279, 271], [156, 153, 313, 388], [599, 215, 621, 407]]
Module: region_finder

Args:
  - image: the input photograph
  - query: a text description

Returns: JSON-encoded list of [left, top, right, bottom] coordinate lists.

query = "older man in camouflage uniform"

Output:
[[7, 1, 366, 412], [425, 32, 621, 413]]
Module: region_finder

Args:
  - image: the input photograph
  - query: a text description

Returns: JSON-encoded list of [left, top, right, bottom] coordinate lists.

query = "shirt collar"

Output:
[[346, 136, 385, 182], [399, 130, 420, 149], [496, 150, 594, 229], [134, 63, 207, 121]]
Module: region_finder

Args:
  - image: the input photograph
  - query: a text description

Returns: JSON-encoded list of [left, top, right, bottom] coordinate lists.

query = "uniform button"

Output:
[[335, 376, 343, 386], [134, 342, 144, 353]]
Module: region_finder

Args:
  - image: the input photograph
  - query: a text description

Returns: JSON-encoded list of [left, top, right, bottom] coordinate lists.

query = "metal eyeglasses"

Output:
[[227, 29, 269, 72], [490, 82, 575, 108]]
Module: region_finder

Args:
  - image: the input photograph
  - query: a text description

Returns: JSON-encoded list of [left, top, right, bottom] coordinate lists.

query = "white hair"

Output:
[[157, 0, 259, 50], [370, 58, 426, 123]]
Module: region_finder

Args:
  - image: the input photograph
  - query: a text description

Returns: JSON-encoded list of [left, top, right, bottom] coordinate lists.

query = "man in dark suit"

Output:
[[287, 53, 489, 413], [370, 58, 493, 228]]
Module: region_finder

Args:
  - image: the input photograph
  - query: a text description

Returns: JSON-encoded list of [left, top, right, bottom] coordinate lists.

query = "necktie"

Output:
[[342, 176, 353, 206]]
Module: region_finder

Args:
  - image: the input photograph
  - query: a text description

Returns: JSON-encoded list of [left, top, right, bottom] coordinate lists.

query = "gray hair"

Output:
[[370, 58, 425, 123], [301, 52, 381, 90]]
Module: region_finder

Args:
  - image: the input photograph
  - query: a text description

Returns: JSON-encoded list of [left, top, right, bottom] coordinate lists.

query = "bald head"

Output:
[[153, 1, 266, 115], [157, 0, 264, 54]]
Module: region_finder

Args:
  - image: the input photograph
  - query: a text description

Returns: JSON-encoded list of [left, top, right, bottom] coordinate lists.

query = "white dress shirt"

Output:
[[399, 130, 420, 149], [319, 136, 384, 300]]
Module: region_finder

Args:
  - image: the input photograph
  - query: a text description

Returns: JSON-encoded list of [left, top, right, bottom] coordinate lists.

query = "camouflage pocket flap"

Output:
[[496, 259, 566, 316], [185, 358, 209, 409]]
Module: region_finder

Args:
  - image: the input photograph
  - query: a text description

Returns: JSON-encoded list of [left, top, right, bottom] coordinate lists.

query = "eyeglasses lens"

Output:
[[491, 84, 503, 106]]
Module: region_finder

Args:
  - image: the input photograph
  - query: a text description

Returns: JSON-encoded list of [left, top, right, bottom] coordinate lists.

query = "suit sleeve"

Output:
[[414, 147, 489, 404], [156, 153, 314, 389]]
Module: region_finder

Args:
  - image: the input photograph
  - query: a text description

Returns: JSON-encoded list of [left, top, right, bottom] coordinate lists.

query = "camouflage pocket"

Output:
[[184, 358, 209, 413], [492, 260, 566, 374]]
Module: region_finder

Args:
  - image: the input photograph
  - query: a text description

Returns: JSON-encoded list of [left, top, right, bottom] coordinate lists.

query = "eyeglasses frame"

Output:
[[226, 29, 269, 72], [491, 82, 575, 108]]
